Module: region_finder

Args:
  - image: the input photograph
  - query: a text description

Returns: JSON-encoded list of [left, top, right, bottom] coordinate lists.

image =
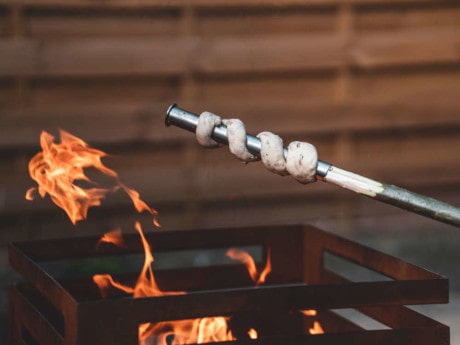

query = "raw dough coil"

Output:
[[196, 111, 222, 148], [195, 112, 317, 183], [257, 131, 288, 176], [222, 119, 258, 162], [285, 141, 317, 184]]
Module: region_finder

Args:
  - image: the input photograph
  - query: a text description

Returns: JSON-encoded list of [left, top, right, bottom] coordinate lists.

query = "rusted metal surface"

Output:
[[8, 224, 450, 345], [8, 285, 63, 345]]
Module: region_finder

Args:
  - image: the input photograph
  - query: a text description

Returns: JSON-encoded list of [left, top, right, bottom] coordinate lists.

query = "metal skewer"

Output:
[[165, 104, 460, 227]]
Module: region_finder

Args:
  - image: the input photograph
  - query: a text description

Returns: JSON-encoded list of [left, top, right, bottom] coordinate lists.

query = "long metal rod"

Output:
[[165, 104, 460, 227]]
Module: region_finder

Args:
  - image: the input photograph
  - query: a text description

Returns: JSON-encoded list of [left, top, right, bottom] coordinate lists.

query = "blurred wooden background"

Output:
[[0, 0, 459, 245]]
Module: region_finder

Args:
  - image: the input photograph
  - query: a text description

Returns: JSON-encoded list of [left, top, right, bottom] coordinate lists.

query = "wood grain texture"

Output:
[[1, 29, 459, 77], [0, 0, 453, 8], [0, 0, 459, 240]]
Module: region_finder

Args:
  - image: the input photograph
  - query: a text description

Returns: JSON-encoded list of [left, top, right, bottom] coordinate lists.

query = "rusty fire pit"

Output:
[[8, 224, 449, 345]]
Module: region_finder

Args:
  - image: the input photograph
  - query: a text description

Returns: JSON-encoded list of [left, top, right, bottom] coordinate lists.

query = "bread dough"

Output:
[[286, 141, 317, 184], [257, 131, 288, 176], [195, 111, 317, 183], [196, 111, 222, 147], [222, 119, 257, 162]]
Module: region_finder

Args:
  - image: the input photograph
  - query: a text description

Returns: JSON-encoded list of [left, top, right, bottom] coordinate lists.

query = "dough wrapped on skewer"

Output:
[[195, 112, 317, 184], [257, 131, 288, 176], [286, 141, 317, 184], [222, 119, 258, 162], [196, 112, 222, 148]]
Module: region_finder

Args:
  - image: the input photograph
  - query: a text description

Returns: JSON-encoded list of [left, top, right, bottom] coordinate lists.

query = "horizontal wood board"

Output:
[[0, 0, 459, 243]]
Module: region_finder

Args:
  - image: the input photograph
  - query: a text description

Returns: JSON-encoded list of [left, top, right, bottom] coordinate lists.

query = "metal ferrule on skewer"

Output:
[[165, 104, 460, 227]]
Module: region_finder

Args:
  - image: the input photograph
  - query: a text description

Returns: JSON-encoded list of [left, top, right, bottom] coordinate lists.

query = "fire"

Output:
[[248, 328, 258, 339], [27, 130, 325, 343], [94, 222, 235, 344], [309, 321, 324, 335], [301, 310, 325, 335], [93, 223, 274, 343], [97, 227, 124, 248], [94, 222, 181, 299], [25, 129, 159, 226], [301, 309, 317, 317], [226, 248, 271, 285]]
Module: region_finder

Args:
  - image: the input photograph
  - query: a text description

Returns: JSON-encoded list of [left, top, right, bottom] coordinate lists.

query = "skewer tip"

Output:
[[165, 103, 178, 127]]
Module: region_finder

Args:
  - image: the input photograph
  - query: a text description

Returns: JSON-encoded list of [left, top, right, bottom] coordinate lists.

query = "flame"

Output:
[[309, 321, 324, 335], [26, 129, 159, 226], [248, 328, 258, 339], [97, 228, 125, 248], [140, 317, 234, 345], [25, 130, 235, 344], [121, 183, 160, 227], [93, 222, 179, 299], [301, 309, 317, 317], [27, 130, 325, 342], [226, 248, 271, 286], [94, 236, 273, 343], [94, 222, 235, 344], [301, 310, 324, 335], [221, 245, 272, 342]]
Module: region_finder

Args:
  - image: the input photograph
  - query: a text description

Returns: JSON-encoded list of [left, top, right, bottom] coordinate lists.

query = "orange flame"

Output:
[[139, 316, 234, 345], [97, 228, 125, 248], [248, 328, 258, 339], [27, 130, 325, 342], [226, 248, 271, 286], [121, 183, 160, 227], [25, 130, 236, 344], [26, 129, 159, 226], [94, 222, 235, 344], [309, 321, 324, 335], [94, 222, 178, 299], [301, 309, 317, 317], [301, 310, 324, 335]]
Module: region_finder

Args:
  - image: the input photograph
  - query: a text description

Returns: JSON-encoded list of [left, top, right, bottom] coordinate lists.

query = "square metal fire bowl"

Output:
[[8, 224, 449, 345]]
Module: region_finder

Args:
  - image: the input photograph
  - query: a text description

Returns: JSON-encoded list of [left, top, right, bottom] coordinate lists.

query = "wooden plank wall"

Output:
[[0, 0, 459, 247]]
